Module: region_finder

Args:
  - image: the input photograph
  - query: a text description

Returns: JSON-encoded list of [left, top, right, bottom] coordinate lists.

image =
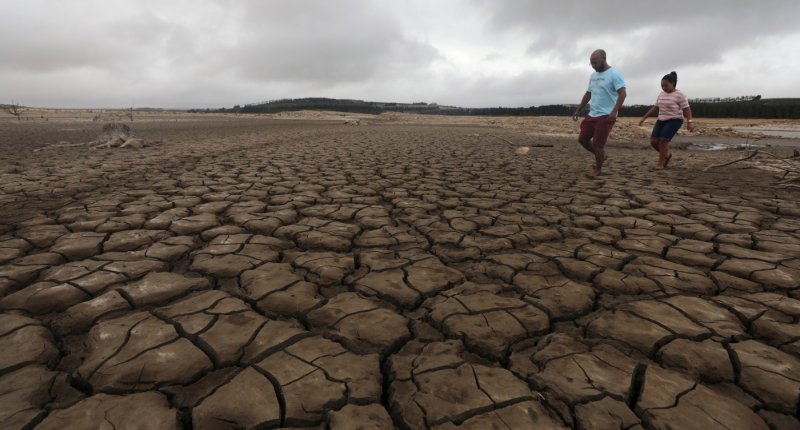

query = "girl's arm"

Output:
[[638, 106, 658, 125], [683, 106, 694, 131]]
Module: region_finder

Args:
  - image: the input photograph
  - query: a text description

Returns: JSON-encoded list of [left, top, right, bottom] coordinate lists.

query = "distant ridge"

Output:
[[242, 97, 450, 115], [194, 97, 575, 116], [192, 97, 800, 119]]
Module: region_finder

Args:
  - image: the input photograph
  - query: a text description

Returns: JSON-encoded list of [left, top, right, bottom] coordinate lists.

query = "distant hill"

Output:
[[198, 97, 576, 116], [199, 97, 800, 119], [227, 98, 455, 115], [622, 97, 800, 119]]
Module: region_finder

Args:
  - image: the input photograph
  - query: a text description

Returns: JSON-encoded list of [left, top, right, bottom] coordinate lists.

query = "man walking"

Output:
[[572, 49, 627, 177]]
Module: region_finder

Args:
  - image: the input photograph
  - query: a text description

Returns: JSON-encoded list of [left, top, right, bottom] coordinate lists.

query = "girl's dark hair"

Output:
[[662, 71, 678, 86]]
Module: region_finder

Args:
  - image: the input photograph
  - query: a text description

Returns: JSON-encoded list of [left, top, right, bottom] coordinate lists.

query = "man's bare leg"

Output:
[[578, 135, 599, 176], [590, 147, 605, 176], [579, 138, 595, 154]]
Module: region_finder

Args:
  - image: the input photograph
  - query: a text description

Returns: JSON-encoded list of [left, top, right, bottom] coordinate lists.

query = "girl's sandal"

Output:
[[663, 153, 673, 169]]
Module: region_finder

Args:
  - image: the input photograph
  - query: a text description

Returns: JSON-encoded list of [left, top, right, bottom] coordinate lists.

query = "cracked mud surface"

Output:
[[1, 116, 800, 429]]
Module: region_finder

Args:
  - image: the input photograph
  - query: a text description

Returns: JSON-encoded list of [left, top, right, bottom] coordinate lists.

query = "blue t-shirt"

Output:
[[587, 67, 626, 117]]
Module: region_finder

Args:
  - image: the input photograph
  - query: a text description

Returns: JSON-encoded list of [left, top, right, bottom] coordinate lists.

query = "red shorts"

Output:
[[579, 115, 615, 149]]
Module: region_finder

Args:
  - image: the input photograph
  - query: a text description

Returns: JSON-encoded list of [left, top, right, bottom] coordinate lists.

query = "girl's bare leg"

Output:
[[656, 139, 670, 170]]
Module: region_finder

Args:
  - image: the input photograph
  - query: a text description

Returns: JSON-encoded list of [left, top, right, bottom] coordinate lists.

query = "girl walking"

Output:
[[638, 71, 694, 170]]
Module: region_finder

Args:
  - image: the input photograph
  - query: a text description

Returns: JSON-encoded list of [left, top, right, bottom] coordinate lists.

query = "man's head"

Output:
[[590, 49, 608, 72]]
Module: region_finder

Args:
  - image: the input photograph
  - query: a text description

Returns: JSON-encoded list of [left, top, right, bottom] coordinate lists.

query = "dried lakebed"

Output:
[[1, 118, 799, 429]]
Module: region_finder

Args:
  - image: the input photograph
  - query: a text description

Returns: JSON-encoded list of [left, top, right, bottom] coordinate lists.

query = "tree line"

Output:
[[192, 97, 800, 119], [688, 95, 760, 103], [620, 98, 800, 119]]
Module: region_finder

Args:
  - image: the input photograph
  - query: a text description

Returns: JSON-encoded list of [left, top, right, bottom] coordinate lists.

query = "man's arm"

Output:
[[572, 91, 591, 121], [608, 87, 626, 122]]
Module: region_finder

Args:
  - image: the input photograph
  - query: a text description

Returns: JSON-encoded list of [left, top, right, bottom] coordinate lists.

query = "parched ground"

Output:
[[1, 115, 800, 430]]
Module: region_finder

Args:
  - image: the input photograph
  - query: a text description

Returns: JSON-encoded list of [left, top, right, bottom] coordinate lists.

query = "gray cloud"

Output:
[[221, 2, 439, 84], [0, 0, 797, 108], [477, 1, 800, 72], [480, 1, 799, 46], [429, 69, 587, 108], [0, 3, 174, 73]]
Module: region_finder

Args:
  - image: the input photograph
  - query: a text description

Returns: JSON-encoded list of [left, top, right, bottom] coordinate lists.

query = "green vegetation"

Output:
[[196, 97, 800, 119], [621, 97, 800, 119], [194, 98, 443, 115], [196, 98, 579, 116]]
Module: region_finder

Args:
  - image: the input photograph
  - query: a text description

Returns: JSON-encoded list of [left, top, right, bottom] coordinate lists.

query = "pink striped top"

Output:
[[656, 90, 689, 120]]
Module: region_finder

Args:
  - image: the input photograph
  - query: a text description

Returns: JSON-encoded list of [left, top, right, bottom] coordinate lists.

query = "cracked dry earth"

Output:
[[1, 117, 800, 430]]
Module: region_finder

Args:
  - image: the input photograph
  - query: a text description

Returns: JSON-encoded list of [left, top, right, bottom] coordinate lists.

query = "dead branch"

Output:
[[33, 122, 161, 151], [750, 150, 795, 160], [750, 151, 800, 178], [6, 102, 24, 120], [704, 147, 800, 187], [703, 150, 760, 171]]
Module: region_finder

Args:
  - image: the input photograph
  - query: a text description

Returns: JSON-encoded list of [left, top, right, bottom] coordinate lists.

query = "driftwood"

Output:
[[703, 148, 800, 186], [702, 150, 760, 171], [34, 123, 161, 151]]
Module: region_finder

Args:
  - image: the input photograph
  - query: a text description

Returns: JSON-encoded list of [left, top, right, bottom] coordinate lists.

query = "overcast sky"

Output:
[[1, 0, 798, 108]]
